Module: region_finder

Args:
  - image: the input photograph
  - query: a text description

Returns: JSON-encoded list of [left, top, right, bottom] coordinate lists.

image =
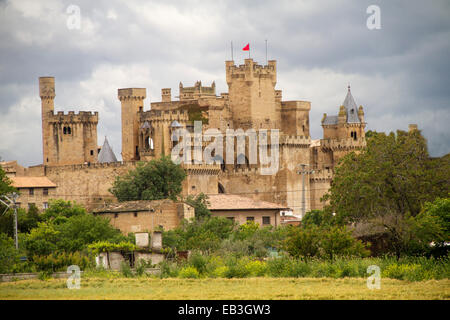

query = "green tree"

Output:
[[109, 156, 186, 202], [0, 166, 17, 236], [0, 166, 16, 197], [301, 209, 335, 228], [0, 233, 19, 273], [323, 129, 450, 256], [320, 226, 370, 260], [185, 193, 211, 220], [283, 225, 321, 261], [41, 199, 86, 221]]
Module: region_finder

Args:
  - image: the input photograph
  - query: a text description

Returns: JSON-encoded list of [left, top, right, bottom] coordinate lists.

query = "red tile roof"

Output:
[[10, 176, 57, 188], [207, 194, 289, 211]]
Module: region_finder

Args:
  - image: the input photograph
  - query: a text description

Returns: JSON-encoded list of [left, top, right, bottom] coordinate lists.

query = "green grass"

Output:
[[0, 277, 449, 300]]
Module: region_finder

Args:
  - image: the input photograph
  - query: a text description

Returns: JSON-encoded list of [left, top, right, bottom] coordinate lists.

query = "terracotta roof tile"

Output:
[[10, 176, 57, 188], [207, 194, 289, 211]]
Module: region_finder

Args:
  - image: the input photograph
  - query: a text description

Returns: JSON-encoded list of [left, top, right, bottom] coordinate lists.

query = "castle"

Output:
[[2, 58, 366, 217]]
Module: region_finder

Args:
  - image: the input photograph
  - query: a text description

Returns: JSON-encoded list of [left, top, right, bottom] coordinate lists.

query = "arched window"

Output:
[[63, 127, 67, 134], [353, 131, 357, 140], [67, 127, 71, 135], [218, 183, 225, 194]]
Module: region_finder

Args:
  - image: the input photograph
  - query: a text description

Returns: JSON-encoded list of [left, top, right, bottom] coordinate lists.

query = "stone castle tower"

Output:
[[226, 59, 279, 130], [39, 77, 98, 166], [33, 58, 367, 215], [118, 88, 146, 161]]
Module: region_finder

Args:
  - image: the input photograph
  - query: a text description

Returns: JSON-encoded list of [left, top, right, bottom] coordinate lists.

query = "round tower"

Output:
[[118, 88, 146, 161], [39, 77, 55, 164]]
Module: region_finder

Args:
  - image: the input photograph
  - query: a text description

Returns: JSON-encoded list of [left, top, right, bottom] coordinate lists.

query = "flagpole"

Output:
[[231, 41, 234, 61], [265, 39, 268, 65]]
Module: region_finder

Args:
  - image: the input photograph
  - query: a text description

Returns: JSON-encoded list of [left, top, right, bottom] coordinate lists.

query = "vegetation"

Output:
[[323, 129, 449, 258], [109, 156, 186, 202], [0, 277, 448, 300]]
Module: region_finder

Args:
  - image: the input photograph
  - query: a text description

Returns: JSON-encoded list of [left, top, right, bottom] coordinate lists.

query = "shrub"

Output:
[[245, 260, 267, 277], [266, 256, 294, 277], [211, 266, 229, 278], [159, 260, 180, 278], [188, 251, 208, 274], [120, 261, 133, 278], [179, 266, 200, 279], [31, 252, 93, 272]]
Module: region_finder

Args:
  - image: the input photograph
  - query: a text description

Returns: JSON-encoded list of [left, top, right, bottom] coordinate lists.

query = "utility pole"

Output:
[[297, 164, 314, 218], [0, 192, 19, 250]]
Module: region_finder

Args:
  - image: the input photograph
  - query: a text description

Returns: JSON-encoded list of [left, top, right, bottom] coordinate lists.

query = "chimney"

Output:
[[162, 88, 171, 102]]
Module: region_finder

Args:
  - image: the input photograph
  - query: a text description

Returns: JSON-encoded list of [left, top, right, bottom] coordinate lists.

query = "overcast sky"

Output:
[[0, 0, 449, 166]]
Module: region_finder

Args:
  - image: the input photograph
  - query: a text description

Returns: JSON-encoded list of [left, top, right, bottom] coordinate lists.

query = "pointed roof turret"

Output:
[[98, 136, 118, 163], [342, 85, 360, 123]]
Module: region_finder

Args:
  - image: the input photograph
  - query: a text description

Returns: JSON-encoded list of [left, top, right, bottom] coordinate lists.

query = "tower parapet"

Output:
[[39, 77, 99, 166], [118, 88, 146, 161], [225, 59, 280, 130]]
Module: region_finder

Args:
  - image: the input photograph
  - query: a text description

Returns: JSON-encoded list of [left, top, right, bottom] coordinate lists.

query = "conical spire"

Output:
[[98, 136, 118, 163], [342, 85, 360, 123]]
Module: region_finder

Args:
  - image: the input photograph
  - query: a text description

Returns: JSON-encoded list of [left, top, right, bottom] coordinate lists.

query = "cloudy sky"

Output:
[[0, 0, 449, 166]]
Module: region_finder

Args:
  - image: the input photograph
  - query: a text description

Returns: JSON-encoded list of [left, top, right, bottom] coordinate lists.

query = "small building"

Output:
[[92, 199, 195, 234], [9, 176, 57, 210], [207, 194, 289, 227]]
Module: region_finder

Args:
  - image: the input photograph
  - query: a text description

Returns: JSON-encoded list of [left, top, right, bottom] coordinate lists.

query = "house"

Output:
[[92, 199, 195, 234], [206, 194, 289, 227], [9, 176, 57, 210]]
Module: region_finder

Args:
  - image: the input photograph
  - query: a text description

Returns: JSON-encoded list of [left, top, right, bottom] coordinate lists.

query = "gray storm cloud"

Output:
[[0, 0, 449, 166]]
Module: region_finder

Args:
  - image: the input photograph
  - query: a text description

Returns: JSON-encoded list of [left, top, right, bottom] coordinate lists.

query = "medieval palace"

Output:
[[2, 58, 367, 218]]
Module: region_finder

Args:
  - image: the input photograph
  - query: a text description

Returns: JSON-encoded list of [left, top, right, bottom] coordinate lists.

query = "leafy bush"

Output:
[[244, 260, 267, 277], [179, 266, 200, 279], [88, 241, 137, 255], [31, 252, 93, 272], [0, 233, 19, 273], [188, 251, 208, 274], [120, 261, 133, 278]]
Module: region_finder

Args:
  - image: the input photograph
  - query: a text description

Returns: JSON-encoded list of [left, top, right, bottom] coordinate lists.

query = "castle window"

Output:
[[43, 188, 48, 196], [43, 202, 49, 210], [63, 127, 67, 134], [134, 212, 138, 217], [67, 127, 71, 134], [90, 150, 94, 156], [218, 183, 225, 194], [139, 106, 143, 112], [246, 217, 255, 222], [354, 131, 357, 140]]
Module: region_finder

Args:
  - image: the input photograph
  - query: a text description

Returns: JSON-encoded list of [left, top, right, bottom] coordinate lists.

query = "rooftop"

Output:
[[10, 176, 57, 188], [207, 194, 289, 211]]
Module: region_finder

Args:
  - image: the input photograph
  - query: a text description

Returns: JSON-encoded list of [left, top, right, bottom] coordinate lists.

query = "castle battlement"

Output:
[[310, 169, 334, 182], [279, 135, 311, 147], [141, 109, 189, 122], [224, 166, 259, 176], [181, 163, 221, 175], [48, 110, 99, 123], [118, 88, 146, 101], [46, 160, 136, 172], [226, 59, 276, 84], [320, 137, 366, 151]]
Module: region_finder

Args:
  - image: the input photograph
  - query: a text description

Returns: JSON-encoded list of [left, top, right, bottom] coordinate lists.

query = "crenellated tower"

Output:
[[118, 88, 146, 161], [226, 59, 280, 130], [39, 77, 99, 166]]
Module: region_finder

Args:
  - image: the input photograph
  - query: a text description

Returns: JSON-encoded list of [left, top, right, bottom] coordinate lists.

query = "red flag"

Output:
[[242, 43, 249, 51]]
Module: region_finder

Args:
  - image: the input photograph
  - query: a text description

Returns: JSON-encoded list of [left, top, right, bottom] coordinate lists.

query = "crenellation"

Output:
[[30, 58, 368, 215]]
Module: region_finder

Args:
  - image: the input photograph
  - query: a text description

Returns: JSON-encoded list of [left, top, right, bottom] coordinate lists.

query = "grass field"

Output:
[[0, 277, 449, 300]]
